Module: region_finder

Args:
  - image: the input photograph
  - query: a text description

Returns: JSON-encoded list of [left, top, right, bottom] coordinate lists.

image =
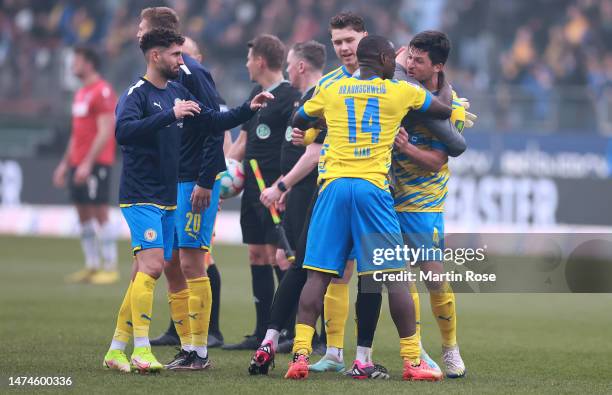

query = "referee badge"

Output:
[[256, 124, 271, 139], [285, 126, 293, 142], [144, 228, 157, 242]]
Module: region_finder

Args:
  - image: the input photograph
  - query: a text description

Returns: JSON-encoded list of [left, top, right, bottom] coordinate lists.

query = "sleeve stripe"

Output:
[[297, 107, 318, 122], [417, 90, 433, 112], [127, 79, 145, 95], [323, 73, 346, 89], [317, 68, 342, 86]]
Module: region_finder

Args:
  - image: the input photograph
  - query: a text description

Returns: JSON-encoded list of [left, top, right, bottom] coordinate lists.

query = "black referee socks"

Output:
[[356, 276, 383, 348], [207, 264, 221, 335], [251, 265, 275, 339]]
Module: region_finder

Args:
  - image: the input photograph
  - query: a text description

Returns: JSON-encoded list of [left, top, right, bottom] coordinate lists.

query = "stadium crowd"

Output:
[[0, 0, 611, 131]]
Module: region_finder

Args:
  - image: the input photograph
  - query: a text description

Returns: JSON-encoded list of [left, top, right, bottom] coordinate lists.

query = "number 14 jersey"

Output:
[[298, 75, 432, 191]]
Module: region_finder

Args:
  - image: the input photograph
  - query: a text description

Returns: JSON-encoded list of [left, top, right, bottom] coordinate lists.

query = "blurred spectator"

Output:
[[0, 0, 610, 133]]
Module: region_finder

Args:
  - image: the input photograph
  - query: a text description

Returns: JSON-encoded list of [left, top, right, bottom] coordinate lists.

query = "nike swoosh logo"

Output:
[[438, 315, 452, 322], [140, 314, 152, 321], [173, 320, 183, 326], [188, 313, 198, 320]]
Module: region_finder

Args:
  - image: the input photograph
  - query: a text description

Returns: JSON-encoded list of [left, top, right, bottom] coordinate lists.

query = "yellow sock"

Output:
[[430, 282, 457, 347], [130, 272, 157, 339], [292, 323, 315, 355], [323, 282, 349, 349], [168, 288, 191, 347], [409, 282, 421, 339], [113, 281, 133, 343], [400, 333, 420, 365], [186, 277, 212, 347]]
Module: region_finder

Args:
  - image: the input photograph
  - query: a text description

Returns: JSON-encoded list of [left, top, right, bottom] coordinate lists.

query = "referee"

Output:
[[255, 40, 328, 357], [225, 34, 301, 350]]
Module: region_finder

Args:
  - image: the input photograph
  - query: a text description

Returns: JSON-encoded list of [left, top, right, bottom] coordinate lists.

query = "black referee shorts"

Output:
[[68, 164, 112, 205], [240, 186, 279, 245], [292, 183, 319, 269], [282, 181, 317, 250]]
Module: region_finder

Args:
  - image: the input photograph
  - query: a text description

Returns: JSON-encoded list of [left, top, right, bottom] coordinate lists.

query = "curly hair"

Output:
[[139, 28, 185, 54]]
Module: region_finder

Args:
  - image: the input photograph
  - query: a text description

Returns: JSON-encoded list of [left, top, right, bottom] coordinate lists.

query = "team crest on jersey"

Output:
[[285, 126, 293, 142], [144, 228, 157, 242], [256, 124, 271, 139]]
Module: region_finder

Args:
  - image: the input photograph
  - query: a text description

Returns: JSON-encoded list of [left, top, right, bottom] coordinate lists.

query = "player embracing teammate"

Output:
[[249, 12, 470, 381], [392, 30, 470, 378], [285, 34, 453, 381]]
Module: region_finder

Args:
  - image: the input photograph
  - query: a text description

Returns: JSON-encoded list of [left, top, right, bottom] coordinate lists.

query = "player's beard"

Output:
[[160, 64, 179, 80]]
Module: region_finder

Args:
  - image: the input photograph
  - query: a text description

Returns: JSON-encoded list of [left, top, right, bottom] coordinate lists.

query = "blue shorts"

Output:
[[397, 212, 445, 263], [174, 179, 221, 250], [303, 178, 405, 277], [121, 204, 176, 261]]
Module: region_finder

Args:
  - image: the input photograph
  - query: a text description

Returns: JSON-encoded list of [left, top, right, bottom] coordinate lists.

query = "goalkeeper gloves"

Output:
[[450, 97, 477, 133], [455, 97, 477, 128]]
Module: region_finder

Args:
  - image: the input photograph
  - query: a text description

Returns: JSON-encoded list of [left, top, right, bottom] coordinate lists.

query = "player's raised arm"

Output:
[[184, 91, 274, 135], [115, 91, 177, 145], [394, 61, 466, 156], [416, 87, 452, 119]]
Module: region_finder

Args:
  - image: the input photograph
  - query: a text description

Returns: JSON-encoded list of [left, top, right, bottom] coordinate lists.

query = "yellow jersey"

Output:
[[314, 65, 353, 95], [391, 91, 458, 212], [299, 75, 432, 190]]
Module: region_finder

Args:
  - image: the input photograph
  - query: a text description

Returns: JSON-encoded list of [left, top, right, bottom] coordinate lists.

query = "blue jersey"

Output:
[[115, 77, 254, 207], [177, 54, 226, 189]]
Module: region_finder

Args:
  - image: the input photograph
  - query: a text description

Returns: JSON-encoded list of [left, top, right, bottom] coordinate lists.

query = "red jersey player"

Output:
[[53, 46, 119, 284]]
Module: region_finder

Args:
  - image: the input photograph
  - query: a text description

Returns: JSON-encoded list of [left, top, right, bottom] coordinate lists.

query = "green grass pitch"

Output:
[[1, 236, 611, 394]]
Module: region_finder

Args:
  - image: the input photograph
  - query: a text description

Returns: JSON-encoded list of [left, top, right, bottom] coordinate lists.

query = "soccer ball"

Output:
[[218, 158, 245, 199]]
